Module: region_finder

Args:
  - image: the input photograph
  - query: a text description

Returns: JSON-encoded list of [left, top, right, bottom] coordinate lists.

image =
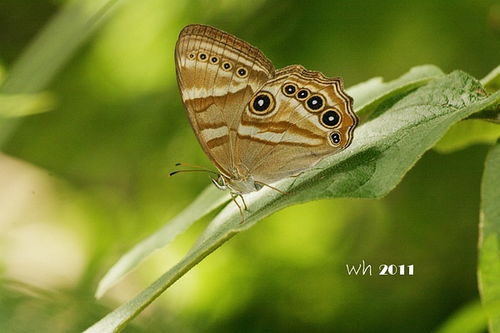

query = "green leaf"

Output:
[[95, 186, 230, 298], [482, 65, 500, 94], [434, 65, 500, 153], [85, 69, 500, 333], [0, 0, 126, 147], [478, 140, 500, 332], [0, 63, 5, 84], [470, 65, 500, 123], [94, 65, 446, 299], [0, 92, 55, 118], [1, 0, 124, 94], [434, 120, 500, 153], [434, 300, 487, 333], [347, 64, 444, 119]]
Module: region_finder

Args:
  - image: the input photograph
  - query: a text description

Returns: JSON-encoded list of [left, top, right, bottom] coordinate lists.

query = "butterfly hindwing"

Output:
[[233, 65, 357, 184]]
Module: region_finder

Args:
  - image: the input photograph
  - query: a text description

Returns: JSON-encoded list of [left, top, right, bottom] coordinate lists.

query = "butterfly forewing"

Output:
[[175, 24, 274, 177]]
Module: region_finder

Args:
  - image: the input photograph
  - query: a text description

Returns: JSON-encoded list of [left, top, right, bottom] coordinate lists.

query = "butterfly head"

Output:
[[211, 173, 263, 194], [211, 174, 228, 191]]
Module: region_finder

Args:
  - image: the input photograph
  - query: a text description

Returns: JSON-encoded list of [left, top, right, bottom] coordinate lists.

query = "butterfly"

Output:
[[173, 24, 358, 214]]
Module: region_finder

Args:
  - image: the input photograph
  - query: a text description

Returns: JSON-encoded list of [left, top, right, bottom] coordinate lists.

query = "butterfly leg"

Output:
[[285, 168, 323, 193], [230, 192, 245, 223], [255, 181, 287, 195], [238, 194, 249, 211], [285, 172, 306, 193]]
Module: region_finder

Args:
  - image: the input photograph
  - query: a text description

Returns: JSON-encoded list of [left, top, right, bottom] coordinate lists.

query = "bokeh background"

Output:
[[1, 0, 499, 332]]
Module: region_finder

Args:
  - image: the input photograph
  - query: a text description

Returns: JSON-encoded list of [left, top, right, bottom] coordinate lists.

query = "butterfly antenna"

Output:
[[175, 162, 214, 170], [169, 169, 219, 177], [230, 192, 246, 223], [170, 162, 219, 177]]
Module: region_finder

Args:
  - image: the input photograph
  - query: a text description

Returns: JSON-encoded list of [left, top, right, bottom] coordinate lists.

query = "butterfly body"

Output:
[[175, 24, 358, 197], [212, 174, 262, 195]]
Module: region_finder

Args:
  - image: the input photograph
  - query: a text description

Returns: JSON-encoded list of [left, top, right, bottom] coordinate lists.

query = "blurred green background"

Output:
[[1, 0, 499, 332]]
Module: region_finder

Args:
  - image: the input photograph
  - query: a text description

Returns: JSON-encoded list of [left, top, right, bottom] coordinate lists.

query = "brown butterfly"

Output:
[[173, 24, 357, 213]]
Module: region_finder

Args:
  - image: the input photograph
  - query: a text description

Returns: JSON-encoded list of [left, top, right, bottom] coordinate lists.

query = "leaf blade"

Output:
[[482, 64, 500, 94], [96, 65, 452, 295], [0, 0, 127, 147], [0, 93, 55, 118], [347, 64, 444, 118], [86, 69, 500, 333], [434, 300, 487, 333], [478, 140, 500, 332], [434, 119, 500, 153], [95, 185, 229, 298]]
